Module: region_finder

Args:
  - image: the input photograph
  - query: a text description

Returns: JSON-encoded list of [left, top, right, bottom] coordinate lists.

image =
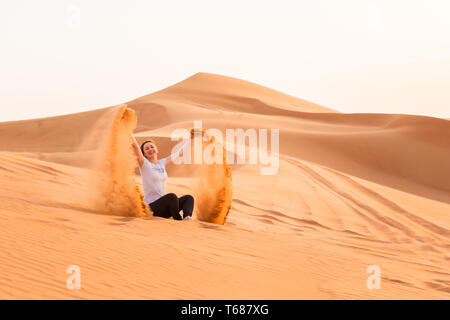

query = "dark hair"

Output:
[[140, 139, 156, 158]]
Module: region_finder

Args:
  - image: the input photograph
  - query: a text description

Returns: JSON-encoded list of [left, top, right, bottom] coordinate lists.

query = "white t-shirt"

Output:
[[139, 157, 168, 204]]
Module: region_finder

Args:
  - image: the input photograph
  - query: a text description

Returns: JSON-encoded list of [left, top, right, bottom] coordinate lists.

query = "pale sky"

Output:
[[1, 0, 449, 121]]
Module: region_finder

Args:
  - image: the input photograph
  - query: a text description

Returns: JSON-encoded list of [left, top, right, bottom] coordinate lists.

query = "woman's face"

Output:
[[143, 142, 158, 159]]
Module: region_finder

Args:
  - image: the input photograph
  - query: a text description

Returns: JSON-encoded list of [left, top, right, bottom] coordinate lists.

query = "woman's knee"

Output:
[[164, 193, 177, 202], [166, 193, 179, 208], [184, 194, 194, 204]]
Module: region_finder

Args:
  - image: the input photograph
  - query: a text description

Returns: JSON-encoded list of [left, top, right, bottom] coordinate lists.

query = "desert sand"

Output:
[[0, 72, 449, 299]]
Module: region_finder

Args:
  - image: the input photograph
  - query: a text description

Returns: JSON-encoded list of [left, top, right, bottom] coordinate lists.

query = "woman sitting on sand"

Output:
[[130, 135, 194, 221]]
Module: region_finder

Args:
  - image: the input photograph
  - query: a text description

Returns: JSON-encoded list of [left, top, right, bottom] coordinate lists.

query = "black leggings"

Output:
[[149, 193, 194, 220]]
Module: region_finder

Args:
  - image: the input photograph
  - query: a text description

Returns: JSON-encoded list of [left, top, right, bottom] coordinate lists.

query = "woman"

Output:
[[130, 135, 194, 220]]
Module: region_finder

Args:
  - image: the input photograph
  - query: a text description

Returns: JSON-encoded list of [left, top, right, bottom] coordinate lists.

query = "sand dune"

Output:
[[0, 72, 449, 299]]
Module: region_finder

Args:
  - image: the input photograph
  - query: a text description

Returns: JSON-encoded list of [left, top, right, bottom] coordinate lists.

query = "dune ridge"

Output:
[[0, 72, 449, 299]]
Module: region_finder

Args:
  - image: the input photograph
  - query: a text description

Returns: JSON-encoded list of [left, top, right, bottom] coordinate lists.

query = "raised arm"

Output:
[[130, 134, 145, 167], [165, 138, 191, 166], [165, 128, 211, 166]]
